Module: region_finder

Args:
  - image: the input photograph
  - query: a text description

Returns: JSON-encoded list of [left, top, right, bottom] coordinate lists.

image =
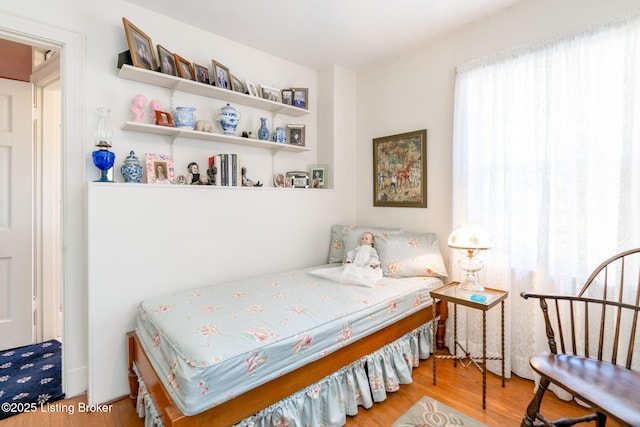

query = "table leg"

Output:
[[432, 299, 437, 386], [482, 310, 487, 410], [501, 300, 505, 387], [453, 304, 458, 368]]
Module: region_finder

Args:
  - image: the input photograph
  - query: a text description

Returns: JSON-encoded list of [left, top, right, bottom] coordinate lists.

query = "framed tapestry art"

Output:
[[373, 129, 427, 208]]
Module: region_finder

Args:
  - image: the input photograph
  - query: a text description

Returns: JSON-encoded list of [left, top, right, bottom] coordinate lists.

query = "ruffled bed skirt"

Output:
[[134, 321, 433, 427]]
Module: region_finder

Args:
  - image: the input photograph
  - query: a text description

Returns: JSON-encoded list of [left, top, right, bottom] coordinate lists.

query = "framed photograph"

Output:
[[287, 124, 305, 146], [292, 88, 308, 109], [373, 129, 427, 208], [285, 171, 310, 188], [193, 64, 210, 85], [174, 54, 194, 80], [230, 74, 245, 93], [157, 45, 177, 76], [309, 164, 327, 188], [122, 18, 157, 70], [273, 173, 285, 188], [212, 60, 231, 89], [281, 89, 293, 105], [246, 80, 259, 97], [260, 85, 281, 102], [155, 110, 174, 127], [145, 154, 175, 184]]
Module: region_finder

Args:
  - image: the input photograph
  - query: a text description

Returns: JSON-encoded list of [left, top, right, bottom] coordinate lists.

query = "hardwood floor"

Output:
[[0, 352, 618, 427]]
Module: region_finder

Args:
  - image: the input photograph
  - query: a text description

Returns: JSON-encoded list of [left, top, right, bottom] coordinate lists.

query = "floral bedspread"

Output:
[[135, 264, 442, 416]]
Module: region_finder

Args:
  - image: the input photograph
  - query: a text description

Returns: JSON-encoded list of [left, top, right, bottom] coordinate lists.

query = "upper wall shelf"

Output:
[[118, 65, 310, 117]]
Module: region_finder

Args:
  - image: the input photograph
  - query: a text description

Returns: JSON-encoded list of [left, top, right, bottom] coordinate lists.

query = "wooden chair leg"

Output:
[[521, 377, 550, 427]]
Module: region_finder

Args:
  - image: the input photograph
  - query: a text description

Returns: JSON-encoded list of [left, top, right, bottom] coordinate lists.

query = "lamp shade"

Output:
[[447, 225, 493, 250]]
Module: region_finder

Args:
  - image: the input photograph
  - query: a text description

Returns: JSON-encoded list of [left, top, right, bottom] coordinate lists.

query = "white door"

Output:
[[0, 78, 34, 350]]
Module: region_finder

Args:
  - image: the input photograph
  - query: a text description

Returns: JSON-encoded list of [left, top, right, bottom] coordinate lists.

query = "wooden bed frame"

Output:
[[128, 299, 448, 427]]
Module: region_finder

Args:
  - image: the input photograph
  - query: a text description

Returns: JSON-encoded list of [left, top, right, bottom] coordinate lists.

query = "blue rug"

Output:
[[0, 339, 64, 420]]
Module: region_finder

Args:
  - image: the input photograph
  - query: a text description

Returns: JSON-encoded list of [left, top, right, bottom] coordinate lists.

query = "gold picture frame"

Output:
[[373, 129, 427, 208], [122, 18, 157, 70], [212, 60, 231, 89]]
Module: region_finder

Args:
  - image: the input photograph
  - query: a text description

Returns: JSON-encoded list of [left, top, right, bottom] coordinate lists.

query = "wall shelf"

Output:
[[118, 65, 310, 117], [122, 121, 311, 152]]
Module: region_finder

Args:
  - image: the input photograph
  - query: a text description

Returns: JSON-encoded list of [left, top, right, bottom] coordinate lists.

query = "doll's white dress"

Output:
[[309, 245, 383, 287]]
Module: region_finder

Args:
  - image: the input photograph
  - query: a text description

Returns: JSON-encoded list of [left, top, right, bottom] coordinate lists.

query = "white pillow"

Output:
[[376, 231, 448, 278]]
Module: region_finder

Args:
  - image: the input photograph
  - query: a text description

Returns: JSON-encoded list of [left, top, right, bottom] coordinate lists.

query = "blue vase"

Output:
[[275, 127, 286, 143], [174, 106, 196, 129], [121, 150, 143, 183], [258, 117, 269, 141]]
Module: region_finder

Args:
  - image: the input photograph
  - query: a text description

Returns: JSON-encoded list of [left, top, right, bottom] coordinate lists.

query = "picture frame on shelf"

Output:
[[260, 85, 281, 102], [246, 80, 259, 97], [292, 88, 308, 109], [156, 45, 177, 76], [146, 154, 175, 184], [285, 171, 310, 188], [174, 54, 195, 80], [373, 129, 427, 208], [193, 64, 210, 85], [212, 60, 231, 89], [122, 18, 157, 70], [154, 110, 174, 127], [273, 173, 285, 188], [287, 124, 305, 146], [309, 165, 327, 188], [281, 89, 293, 105], [230, 74, 245, 93]]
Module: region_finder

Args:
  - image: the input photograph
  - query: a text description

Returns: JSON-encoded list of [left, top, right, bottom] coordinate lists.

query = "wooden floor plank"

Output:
[[0, 352, 616, 427]]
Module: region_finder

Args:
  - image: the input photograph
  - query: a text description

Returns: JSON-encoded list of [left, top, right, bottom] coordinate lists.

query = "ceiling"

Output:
[[125, 0, 525, 71]]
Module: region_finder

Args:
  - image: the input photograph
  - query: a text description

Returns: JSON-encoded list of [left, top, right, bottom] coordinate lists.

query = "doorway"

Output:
[[0, 43, 62, 350]]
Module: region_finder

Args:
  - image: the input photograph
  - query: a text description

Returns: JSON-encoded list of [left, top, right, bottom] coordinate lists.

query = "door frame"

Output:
[[0, 12, 86, 396]]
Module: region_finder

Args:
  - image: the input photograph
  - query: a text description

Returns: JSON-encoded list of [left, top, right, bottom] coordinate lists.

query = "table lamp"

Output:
[[448, 224, 493, 291]]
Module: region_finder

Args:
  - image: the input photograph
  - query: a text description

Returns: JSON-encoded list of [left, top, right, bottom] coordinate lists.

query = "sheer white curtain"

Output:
[[451, 12, 640, 381]]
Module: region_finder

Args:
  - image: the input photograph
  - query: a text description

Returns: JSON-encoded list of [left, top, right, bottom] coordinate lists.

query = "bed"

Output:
[[127, 225, 450, 427]]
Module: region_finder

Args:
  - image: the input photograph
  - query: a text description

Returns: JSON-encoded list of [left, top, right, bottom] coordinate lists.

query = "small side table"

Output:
[[430, 282, 508, 409]]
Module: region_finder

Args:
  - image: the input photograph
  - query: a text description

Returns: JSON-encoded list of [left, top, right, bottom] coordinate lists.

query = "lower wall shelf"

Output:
[[122, 121, 311, 153]]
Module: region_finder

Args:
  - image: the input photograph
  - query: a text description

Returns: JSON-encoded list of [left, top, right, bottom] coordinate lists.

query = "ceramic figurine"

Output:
[[242, 167, 263, 187], [149, 99, 162, 124], [130, 94, 147, 122]]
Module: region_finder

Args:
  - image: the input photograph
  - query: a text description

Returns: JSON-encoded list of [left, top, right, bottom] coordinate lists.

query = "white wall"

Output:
[[355, 0, 640, 263], [0, 0, 356, 404]]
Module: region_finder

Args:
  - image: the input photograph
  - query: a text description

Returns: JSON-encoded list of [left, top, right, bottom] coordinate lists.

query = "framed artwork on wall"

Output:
[[146, 154, 175, 184], [122, 18, 157, 70], [373, 129, 427, 208]]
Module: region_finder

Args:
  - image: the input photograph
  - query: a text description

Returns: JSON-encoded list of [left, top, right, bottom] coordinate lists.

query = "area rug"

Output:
[[392, 396, 487, 427], [0, 339, 64, 420]]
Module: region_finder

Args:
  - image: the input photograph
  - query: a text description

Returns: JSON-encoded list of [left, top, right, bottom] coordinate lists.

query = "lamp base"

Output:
[[458, 274, 485, 292]]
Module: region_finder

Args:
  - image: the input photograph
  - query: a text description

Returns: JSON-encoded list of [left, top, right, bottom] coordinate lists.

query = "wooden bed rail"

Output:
[[127, 299, 446, 427]]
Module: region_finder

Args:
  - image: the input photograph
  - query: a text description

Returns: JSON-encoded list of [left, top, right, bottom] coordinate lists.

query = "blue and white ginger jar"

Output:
[[121, 150, 143, 183], [218, 103, 240, 135], [275, 127, 286, 143]]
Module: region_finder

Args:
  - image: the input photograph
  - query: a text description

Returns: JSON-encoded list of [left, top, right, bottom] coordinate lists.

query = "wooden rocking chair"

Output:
[[521, 248, 640, 427]]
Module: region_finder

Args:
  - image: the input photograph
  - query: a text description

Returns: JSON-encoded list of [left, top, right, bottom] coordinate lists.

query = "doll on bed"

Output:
[[310, 231, 383, 287], [345, 231, 381, 269]]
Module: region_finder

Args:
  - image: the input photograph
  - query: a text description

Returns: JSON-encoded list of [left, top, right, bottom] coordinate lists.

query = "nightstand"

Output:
[[430, 282, 508, 409]]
